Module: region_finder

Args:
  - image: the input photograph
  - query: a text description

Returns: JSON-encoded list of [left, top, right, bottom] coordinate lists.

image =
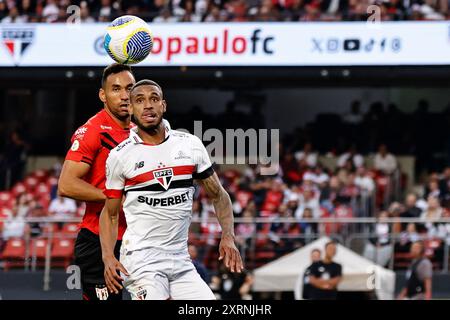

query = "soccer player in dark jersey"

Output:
[[58, 63, 135, 300]]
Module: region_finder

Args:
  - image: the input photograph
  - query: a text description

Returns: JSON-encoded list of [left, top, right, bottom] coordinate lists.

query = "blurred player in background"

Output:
[[58, 63, 135, 300], [99, 80, 243, 300], [397, 241, 433, 300]]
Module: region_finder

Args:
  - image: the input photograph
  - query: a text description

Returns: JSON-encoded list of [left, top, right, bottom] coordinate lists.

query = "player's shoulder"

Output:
[[112, 136, 135, 155], [72, 111, 105, 135], [170, 130, 203, 144]]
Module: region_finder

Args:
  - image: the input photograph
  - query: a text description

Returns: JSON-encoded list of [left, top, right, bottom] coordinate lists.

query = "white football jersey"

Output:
[[104, 126, 213, 252]]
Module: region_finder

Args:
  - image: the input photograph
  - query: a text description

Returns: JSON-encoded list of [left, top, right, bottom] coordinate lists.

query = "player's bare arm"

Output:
[[58, 160, 106, 202], [197, 172, 244, 273], [99, 197, 129, 294]]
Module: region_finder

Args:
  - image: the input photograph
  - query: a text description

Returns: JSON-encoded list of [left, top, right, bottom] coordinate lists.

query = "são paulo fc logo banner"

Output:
[[1, 22, 450, 66], [1, 27, 35, 65]]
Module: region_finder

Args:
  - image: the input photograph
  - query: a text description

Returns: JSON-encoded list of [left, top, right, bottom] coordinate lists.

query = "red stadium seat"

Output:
[[2, 238, 27, 271], [33, 169, 49, 183], [30, 238, 49, 269], [61, 223, 80, 236], [24, 176, 39, 193], [11, 183, 26, 197], [51, 238, 74, 268]]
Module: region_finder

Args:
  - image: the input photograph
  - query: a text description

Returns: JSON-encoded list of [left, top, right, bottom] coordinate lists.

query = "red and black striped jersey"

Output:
[[65, 109, 130, 239]]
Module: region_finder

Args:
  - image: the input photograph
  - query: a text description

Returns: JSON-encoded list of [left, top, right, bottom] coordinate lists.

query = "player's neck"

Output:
[[104, 107, 130, 129], [323, 257, 332, 264], [137, 122, 166, 145]]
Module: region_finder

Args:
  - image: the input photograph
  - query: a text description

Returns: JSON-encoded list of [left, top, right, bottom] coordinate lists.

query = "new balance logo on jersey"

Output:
[[153, 168, 173, 190], [134, 161, 144, 170], [137, 191, 190, 207]]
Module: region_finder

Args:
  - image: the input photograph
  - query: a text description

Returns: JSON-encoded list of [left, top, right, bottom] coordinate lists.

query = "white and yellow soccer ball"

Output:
[[104, 15, 153, 65]]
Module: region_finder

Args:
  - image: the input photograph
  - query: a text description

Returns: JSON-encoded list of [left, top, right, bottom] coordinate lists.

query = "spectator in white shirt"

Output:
[[421, 196, 443, 235], [48, 195, 77, 221], [1, 6, 27, 23], [343, 100, 364, 125], [295, 142, 318, 168], [374, 144, 397, 175], [337, 145, 364, 169], [153, 7, 180, 23], [354, 166, 375, 195], [42, 0, 59, 22], [2, 208, 27, 240], [295, 189, 321, 219]]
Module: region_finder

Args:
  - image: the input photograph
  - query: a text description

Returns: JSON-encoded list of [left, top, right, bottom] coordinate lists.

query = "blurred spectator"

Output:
[[1, 130, 29, 189], [2, 207, 27, 240], [212, 262, 254, 300], [398, 193, 423, 232], [153, 7, 180, 22], [354, 166, 375, 196], [397, 222, 421, 253], [363, 211, 392, 267], [343, 100, 363, 125], [48, 195, 77, 225], [421, 196, 443, 235], [42, 0, 59, 22], [337, 145, 364, 169], [2, 4, 27, 22], [295, 142, 318, 168], [374, 144, 397, 175], [189, 244, 211, 284]]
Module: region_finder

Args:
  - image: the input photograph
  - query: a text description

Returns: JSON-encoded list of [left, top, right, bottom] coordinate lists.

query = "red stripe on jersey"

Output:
[[104, 189, 123, 199], [125, 165, 195, 187]]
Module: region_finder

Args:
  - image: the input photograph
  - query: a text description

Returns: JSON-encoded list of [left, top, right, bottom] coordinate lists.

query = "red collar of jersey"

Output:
[[99, 109, 132, 131]]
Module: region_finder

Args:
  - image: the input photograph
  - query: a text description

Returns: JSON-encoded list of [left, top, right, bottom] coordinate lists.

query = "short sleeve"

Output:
[[191, 135, 214, 180], [104, 152, 125, 199], [65, 125, 99, 166]]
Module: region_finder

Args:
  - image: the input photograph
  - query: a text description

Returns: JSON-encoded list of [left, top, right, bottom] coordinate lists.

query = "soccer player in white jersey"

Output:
[[99, 79, 244, 300]]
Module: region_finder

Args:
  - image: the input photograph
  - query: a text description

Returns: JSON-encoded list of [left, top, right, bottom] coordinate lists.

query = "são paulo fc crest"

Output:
[[2, 27, 35, 65], [153, 168, 173, 190]]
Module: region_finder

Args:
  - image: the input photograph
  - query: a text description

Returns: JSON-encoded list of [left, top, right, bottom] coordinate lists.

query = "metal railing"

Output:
[[1, 217, 450, 290]]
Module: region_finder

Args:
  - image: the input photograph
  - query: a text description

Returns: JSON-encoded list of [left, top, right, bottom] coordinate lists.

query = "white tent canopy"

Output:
[[252, 237, 396, 300]]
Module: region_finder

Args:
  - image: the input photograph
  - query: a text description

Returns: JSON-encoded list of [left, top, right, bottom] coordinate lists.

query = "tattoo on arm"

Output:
[[198, 173, 234, 237]]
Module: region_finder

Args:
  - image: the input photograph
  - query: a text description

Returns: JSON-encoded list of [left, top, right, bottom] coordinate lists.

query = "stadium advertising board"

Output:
[[0, 22, 449, 67]]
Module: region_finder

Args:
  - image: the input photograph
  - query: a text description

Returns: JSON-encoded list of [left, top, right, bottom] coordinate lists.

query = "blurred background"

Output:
[[1, 0, 450, 300]]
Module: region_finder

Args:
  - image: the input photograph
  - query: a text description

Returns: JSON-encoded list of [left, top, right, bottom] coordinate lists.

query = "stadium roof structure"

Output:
[[253, 237, 396, 300]]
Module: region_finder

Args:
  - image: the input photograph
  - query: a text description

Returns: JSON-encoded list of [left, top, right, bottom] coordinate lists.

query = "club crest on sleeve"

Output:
[[153, 168, 173, 190], [71, 140, 80, 152]]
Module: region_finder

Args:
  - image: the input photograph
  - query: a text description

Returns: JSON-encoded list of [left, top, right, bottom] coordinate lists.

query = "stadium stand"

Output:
[[0, 0, 449, 24]]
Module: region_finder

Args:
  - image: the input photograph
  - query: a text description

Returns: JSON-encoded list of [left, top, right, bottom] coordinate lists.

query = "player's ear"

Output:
[[162, 100, 167, 113], [99, 88, 106, 104]]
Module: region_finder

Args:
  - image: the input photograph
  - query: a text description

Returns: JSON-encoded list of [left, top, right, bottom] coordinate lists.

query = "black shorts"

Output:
[[74, 228, 122, 299]]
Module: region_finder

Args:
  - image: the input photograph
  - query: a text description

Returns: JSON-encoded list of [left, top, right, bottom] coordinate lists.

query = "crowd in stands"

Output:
[[1, 0, 450, 23]]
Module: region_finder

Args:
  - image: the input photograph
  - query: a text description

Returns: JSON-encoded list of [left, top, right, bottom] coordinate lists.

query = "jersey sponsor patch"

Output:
[[71, 140, 80, 151], [153, 168, 173, 190]]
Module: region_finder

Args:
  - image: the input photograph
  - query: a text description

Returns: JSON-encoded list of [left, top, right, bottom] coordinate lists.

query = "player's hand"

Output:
[[218, 234, 244, 273], [103, 255, 129, 294]]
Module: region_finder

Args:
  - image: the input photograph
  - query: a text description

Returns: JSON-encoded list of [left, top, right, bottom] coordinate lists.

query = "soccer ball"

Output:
[[104, 15, 153, 65]]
